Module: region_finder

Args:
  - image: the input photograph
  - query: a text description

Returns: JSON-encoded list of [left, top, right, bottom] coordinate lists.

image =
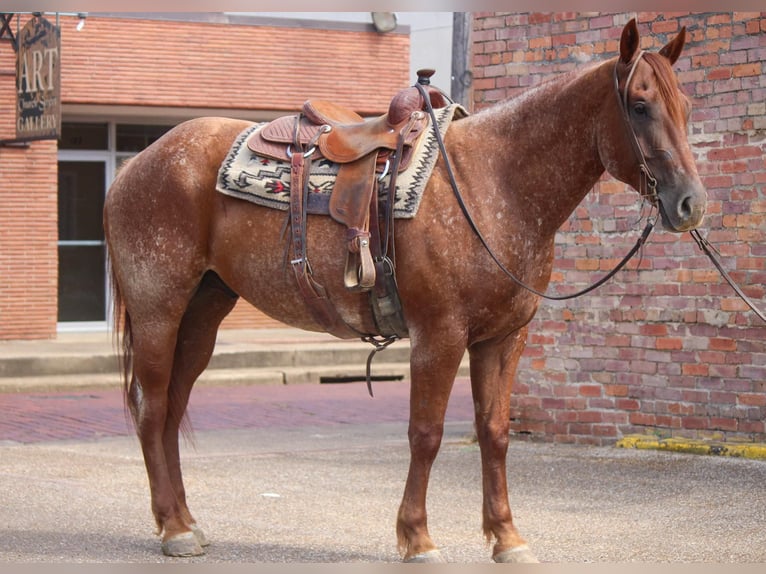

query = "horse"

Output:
[[103, 19, 706, 562]]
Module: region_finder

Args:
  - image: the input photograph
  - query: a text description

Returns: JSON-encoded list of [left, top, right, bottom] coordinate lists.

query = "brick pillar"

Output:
[[0, 23, 58, 340]]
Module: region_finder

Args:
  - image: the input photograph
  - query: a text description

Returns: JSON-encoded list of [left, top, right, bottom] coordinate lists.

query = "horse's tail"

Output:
[[106, 156, 194, 442], [106, 156, 138, 429], [110, 261, 195, 441], [108, 257, 137, 429]]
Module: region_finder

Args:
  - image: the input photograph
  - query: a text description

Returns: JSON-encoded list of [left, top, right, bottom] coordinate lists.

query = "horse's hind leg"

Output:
[[127, 316, 199, 555], [162, 272, 239, 553], [468, 326, 539, 563], [125, 273, 237, 558]]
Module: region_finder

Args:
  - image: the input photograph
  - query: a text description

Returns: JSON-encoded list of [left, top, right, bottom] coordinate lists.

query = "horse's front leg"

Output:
[[396, 332, 466, 563], [468, 326, 540, 563]]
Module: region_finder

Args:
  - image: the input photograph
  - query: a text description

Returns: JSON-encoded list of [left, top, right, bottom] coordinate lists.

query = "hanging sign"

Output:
[[16, 15, 61, 141]]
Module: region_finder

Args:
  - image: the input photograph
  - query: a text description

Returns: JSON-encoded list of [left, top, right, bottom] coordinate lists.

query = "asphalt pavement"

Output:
[[1, 377, 766, 563]]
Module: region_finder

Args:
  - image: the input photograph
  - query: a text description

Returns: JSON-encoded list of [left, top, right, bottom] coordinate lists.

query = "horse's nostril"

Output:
[[679, 195, 693, 219]]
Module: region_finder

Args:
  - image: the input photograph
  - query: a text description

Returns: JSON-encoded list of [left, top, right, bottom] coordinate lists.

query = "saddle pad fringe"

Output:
[[215, 104, 467, 219]]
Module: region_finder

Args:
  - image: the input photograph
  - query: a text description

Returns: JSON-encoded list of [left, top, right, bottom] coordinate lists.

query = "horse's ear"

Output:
[[659, 26, 686, 65], [619, 18, 641, 64]]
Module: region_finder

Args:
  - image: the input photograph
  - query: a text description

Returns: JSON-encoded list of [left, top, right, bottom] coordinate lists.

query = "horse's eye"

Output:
[[633, 102, 648, 117]]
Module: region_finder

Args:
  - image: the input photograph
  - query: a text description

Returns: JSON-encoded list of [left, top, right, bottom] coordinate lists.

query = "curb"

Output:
[[616, 434, 766, 460]]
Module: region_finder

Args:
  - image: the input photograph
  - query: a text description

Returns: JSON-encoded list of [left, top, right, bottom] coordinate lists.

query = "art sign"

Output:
[[16, 15, 61, 141]]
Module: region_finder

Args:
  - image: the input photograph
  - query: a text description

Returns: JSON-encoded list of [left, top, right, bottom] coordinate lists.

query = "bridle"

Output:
[[617, 55, 764, 323], [415, 54, 657, 302], [415, 55, 766, 323], [613, 50, 659, 206]]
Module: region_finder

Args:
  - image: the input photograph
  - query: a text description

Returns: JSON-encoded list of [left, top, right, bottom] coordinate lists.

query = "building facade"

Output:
[[0, 12, 410, 339]]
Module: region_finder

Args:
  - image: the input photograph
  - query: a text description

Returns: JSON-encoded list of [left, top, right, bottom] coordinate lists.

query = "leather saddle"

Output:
[[246, 70, 449, 339], [248, 93, 430, 170]]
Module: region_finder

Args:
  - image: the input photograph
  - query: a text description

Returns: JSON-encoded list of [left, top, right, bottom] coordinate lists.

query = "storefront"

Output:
[[0, 12, 409, 340]]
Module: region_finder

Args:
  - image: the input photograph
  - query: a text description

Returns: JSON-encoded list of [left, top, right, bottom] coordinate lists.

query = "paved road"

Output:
[[1, 379, 765, 563]]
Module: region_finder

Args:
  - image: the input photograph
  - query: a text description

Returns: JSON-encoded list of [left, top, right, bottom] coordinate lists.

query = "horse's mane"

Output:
[[469, 58, 604, 126], [642, 51, 687, 126], [472, 51, 685, 127]]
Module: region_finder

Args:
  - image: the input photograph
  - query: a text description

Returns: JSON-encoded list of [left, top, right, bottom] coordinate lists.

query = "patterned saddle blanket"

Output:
[[215, 103, 467, 219]]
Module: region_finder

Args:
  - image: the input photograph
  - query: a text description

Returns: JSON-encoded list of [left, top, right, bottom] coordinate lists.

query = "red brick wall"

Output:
[[0, 31, 59, 339], [472, 12, 766, 444], [0, 15, 410, 339], [59, 15, 409, 115], [222, 300, 285, 330]]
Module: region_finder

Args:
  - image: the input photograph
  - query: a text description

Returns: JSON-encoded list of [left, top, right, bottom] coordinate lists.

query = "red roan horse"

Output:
[[104, 20, 706, 562]]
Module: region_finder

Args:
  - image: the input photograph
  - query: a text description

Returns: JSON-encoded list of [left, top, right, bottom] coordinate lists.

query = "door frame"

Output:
[[56, 148, 114, 333]]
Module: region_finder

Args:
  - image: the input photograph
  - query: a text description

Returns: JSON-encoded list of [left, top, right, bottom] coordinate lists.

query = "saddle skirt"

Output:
[[216, 103, 467, 219]]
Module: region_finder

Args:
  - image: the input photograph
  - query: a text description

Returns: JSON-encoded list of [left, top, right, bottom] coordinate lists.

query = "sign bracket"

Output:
[[0, 13, 18, 52]]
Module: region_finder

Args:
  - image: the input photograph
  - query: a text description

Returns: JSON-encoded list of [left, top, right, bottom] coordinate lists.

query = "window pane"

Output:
[[58, 244, 106, 322], [58, 161, 105, 241], [59, 123, 108, 150], [116, 124, 172, 152]]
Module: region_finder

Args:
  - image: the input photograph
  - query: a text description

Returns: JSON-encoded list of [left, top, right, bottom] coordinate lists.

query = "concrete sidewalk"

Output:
[[0, 328, 458, 393], [0, 328, 369, 362]]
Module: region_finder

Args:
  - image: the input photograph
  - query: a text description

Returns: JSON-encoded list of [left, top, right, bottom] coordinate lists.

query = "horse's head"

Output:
[[600, 18, 706, 232]]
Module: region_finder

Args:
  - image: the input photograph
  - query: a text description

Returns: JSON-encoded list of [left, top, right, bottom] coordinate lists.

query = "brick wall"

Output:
[[59, 15, 409, 115], [471, 12, 766, 444], [222, 300, 286, 330], [0, 36, 58, 339]]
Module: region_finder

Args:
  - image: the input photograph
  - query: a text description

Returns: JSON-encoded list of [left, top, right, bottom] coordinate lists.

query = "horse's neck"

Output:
[[462, 60, 613, 238]]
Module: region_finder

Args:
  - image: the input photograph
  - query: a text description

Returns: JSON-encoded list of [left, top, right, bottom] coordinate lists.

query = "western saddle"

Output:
[[247, 70, 449, 340]]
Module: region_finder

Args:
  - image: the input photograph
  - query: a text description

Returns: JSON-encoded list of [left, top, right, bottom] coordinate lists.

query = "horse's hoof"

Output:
[[404, 549, 447, 563], [161, 531, 205, 557], [190, 523, 210, 547], [493, 544, 539, 563]]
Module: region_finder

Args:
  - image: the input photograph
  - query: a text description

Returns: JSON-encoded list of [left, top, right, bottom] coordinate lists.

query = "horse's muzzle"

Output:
[[658, 182, 707, 232]]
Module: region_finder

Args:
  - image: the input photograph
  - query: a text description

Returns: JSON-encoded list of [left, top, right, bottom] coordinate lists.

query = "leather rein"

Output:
[[417, 56, 766, 323], [415, 54, 657, 302], [690, 229, 766, 323]]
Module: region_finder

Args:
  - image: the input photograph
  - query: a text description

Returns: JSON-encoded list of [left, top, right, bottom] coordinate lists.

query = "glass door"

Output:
[[57, 159, 107, 323]]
